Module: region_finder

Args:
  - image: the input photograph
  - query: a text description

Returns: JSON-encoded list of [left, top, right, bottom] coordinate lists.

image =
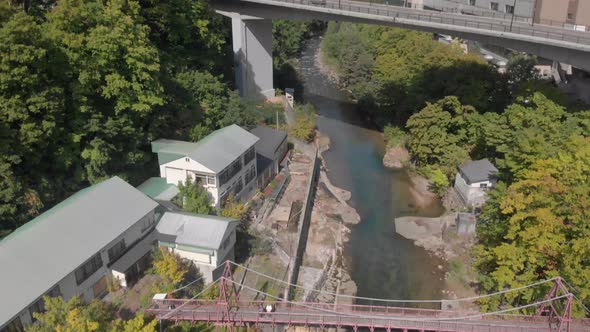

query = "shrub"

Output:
[[383, 125, 406, 147], [421, 166, 450, 197], [289, 103, 316, 142]]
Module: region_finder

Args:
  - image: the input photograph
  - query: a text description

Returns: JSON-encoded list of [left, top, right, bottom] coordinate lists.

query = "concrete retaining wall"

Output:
[[284, 149, 319, 300]]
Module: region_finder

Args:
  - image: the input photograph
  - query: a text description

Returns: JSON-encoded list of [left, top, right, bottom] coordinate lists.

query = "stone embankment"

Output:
[[258, 131, 359, 303]]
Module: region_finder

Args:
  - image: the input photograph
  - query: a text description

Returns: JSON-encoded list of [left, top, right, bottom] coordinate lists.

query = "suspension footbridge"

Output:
[[148, 261, 590, 332]]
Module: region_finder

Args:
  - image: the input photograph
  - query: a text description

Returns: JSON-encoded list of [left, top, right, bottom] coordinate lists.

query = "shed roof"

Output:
[[251, 125, 287, 160], [151, 124, 259, 173], [155, 212, 238, 250], [458, 159, 498, 184], [251, 125, 287, 173], [137, 177, 179, 201], [0, 177, 158, 327]]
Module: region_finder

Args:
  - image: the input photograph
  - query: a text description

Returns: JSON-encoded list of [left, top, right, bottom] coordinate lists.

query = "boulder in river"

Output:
[[383, 146, 410, 169]]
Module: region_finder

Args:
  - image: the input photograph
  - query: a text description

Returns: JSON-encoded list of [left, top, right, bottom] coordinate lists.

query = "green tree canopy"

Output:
[[474, 136, 590, 315], [177, 177, 214, 215]]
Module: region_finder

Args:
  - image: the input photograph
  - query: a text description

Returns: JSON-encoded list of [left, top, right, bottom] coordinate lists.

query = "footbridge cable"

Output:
[[228, 260, 558, 303], [225, 277, 570, 323]]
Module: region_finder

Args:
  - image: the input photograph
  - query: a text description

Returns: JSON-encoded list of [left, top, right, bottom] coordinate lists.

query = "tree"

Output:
[[190, 124, 213, 142], [177, 177, 214, 214], [289, 103, 316, 143], [405, 96, 473, 175], [506, 53, 539, 87], [111, 314, 157, 332], [26, 297, 112, 332], [220, 194, 249, 220], [473, 136, 590, 315], [152, 248, 189, 291]]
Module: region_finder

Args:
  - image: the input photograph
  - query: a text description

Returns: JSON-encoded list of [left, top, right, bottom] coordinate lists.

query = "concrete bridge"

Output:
[[212, 0, 590, 99]]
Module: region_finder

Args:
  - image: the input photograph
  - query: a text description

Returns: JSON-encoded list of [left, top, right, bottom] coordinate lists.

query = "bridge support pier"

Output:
[[228, 14, 274, 100]]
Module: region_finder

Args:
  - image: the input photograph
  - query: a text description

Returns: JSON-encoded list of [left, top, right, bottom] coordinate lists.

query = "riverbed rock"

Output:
[[383, 146, 410, 169]]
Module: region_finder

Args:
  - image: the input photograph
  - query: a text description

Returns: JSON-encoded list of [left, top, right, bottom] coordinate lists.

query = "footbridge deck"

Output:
[[147, 262, 590, 332]]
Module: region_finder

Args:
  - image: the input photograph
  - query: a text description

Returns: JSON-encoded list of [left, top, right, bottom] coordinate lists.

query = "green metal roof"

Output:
[[137, 177, 179, 201], [151, 124, 259, 173], [0, 177, 159, 328]]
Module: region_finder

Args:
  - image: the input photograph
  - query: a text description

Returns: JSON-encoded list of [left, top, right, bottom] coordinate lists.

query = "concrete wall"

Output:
[[285, 150, 319, 300], [231, 16, 275, 99], [536, 0, 570, 24], [575, 0, 590, 27]]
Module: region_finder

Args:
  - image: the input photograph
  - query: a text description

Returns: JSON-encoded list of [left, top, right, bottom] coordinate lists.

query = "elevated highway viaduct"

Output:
[[212, 0, 590, 99]]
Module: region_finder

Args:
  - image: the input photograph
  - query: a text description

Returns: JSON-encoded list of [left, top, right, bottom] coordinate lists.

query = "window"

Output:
[[490, 2, 498, 10], [245, 165, 256, 185], [29, 286, 61, 322], [480, 183, 488, 189], [141, 215, 155, 232], [243, 147, 255, 165], [2, 317, 23, 332], [505, 4, 514, 13], [185, 157, 190, 162], [567, 13, 574, 20], [207, 176, 216, 186], [219, 159, 243, 186], [233, 177, 243, 195], [108, 239, 126, 262], [75, 253, 103, 285], [469, 0, 475, 5]]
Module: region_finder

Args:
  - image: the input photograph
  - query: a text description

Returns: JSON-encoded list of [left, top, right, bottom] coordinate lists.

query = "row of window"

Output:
[[468, 0, 514, 14], [74, 253, 103, 285], [28, 285, 61, 323], [218, 148, 256, 187], [244, 165, 256, 185], [219, 159, 243, 187]]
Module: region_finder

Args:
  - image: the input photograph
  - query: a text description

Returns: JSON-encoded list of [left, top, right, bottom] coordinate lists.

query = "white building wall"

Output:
[[8, 211, 156, 328], [454, 173, 493, 207], [158, 151, 257, 209]]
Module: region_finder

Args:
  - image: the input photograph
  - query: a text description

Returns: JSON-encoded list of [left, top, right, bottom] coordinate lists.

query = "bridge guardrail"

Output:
[[269, 0, 590, 46]]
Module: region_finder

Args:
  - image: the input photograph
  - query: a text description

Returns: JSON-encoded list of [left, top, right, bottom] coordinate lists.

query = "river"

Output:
[[297, 37, 447, 304]]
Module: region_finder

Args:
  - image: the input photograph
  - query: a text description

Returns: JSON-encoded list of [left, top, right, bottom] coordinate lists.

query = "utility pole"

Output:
[[509, 0, 517, 31]]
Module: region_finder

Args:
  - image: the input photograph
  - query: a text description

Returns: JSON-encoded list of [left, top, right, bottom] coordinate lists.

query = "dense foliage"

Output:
[[26, 296, 156, 332], [0, 0, 313, 236], [0, 0, 234, 234], [323, 22, 590, 313]]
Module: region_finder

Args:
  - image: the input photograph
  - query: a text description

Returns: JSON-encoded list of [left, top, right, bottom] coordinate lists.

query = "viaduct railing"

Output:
[[242, 0, 590, 46]]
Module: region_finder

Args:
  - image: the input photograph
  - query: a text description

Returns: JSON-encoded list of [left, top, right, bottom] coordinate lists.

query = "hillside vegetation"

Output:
[[322, 21, 590, 315]]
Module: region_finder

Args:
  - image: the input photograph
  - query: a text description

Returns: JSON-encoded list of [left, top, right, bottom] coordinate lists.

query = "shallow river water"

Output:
[[298, 37, 446, 304]]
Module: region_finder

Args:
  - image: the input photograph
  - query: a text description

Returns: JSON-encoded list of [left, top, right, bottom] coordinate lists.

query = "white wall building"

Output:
[[151, 124, 260, 208], [454, 159, 499, 208], [155, 212, 238, 283], [0, 177, 160, 332]]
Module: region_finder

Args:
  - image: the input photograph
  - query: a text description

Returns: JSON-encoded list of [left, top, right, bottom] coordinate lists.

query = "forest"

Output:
[[0, 0, 314, 237], [323, 21, 590, 314]]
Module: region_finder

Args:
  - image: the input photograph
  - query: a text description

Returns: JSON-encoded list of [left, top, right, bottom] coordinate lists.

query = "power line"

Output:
[[162, 277, 221, 320], [225, 277, 569, 323], [561, 279, 590, 315], [228, 261, 557, 303]]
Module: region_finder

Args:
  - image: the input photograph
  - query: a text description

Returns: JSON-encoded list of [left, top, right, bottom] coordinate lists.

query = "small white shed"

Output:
[[454, 159, 498, 208]]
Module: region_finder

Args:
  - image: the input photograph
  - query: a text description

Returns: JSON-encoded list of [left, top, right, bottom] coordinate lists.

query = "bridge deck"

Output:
[[236, 0, 590, 47], [148, 300, 590, 332]]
